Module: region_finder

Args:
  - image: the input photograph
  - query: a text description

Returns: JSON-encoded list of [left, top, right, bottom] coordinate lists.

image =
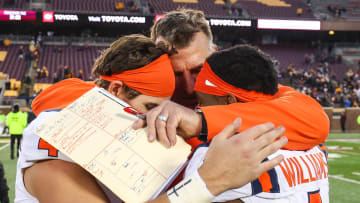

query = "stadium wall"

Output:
[[324, 107, 360, 133]]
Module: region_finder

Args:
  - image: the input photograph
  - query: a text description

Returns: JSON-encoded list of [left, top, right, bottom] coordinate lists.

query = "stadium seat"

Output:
[[214, 0, 237, 4], [0, 51, 7, 62], [34, 83, 52, 93], [8, 79, 21, 90], [256, 0, 291, 7], [4, 90, 19, 97], [0, 72, 7, 80], [0, 45, 27, 81]]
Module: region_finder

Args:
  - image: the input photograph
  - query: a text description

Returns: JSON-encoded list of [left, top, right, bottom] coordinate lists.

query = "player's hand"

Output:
[[198, 118, 287, 196], [132, 100, 202, 148]]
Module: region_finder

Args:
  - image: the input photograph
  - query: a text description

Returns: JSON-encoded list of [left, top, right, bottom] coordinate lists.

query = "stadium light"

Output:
[[258, 19, 321, 31]]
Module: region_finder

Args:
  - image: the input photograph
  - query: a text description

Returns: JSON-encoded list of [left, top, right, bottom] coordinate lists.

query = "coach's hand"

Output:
[[198, 118, 287, 195], [132, 100, 201, 148]]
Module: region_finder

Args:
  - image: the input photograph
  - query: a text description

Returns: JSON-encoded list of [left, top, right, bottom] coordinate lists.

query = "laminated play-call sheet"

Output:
[[34, 87, 192, 202]]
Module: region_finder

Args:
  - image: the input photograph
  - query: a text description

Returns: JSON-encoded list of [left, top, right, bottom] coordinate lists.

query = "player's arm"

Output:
[[134, 88, 329, 150], [24, 159, 109, 203], [24, 119, 286, 203], [147, 119, 287, 203]]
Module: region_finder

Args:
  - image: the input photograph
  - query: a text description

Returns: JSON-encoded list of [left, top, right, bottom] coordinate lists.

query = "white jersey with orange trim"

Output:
[[185, 143, 329, 203], [15, 110, 122, 203]]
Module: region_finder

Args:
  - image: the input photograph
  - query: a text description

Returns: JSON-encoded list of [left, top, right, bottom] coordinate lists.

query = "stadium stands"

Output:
[[47, 0, 316, 18], [50, 0, 155, 14], [0, 0, 342, 20], [40, 0, 295, 18], [261, 44, 316, 70], [51, 0, 118, 13], [0, 0, 25, 9], [0, 0, 358, 108], [310, 0, 360, 20], [0, 0, 357, 20], [0, 45, 26, 81], [347, 0, 360, 19], [235, 0, 314, 19], [48, 0, 229, 16], [261, 44, 350, 80], [1, 41, 355, 109], [36, 45, 106, 83], [0, 43, 353, 91], [146, 0, 314, 18], [149, 0, 230, 17]]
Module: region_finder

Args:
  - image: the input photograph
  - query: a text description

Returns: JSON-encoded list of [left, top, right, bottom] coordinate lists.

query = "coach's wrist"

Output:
[[177, 108, 202, 139], [198, 165, 225, 196], [167, 169, 214, 203]]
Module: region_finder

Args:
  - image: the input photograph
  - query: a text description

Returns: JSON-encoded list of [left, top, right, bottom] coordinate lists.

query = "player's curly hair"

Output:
[[207, 45, 278, 95]]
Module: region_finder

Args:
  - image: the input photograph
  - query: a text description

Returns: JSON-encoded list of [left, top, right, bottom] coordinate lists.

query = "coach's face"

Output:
[[156, 32, 213, 108]]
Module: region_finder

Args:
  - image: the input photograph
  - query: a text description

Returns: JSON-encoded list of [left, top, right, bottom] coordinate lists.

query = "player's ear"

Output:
[[107, 81, 125, 98], [226, 94, 238, 104]]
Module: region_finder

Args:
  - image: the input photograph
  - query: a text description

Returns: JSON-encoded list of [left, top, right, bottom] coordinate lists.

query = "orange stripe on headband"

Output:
[[194, 62, 274, 102], [100, 54, 175, 97]]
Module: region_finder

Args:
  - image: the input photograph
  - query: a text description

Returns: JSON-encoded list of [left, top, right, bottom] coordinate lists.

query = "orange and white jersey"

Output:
[[185, 143, 329, 203], [15, 110, 66, 203], [15, 110, 121, 203]]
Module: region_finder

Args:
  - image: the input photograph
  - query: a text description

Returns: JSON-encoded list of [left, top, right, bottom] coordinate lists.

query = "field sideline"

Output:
[[1, 133, 360, 202]]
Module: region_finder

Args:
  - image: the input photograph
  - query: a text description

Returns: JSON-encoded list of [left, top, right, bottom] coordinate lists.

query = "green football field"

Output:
[[1, 133, 360, 202]]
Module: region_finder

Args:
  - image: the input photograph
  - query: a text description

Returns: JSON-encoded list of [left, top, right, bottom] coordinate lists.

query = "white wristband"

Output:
[[167, 170, 214, 203]]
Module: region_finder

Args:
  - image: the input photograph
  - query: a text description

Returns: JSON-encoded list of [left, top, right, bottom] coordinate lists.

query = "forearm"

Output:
[[24, 160, 109, 203], [147, 169, 215, 203], [147, 164, 247, 203], [177, 107, 203, 139]]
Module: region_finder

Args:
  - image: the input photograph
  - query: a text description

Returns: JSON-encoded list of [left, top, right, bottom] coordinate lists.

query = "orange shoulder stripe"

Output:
[[32, 78, 96, 116]]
